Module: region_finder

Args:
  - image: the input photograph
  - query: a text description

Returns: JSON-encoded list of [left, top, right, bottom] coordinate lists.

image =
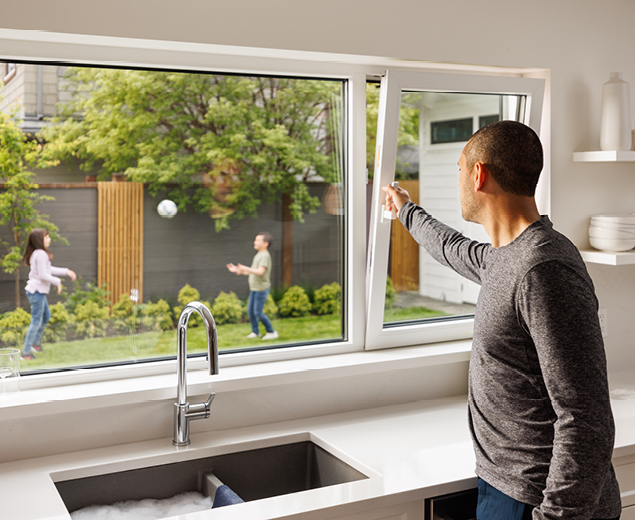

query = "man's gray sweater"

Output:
[[399, 202, 621, 519]]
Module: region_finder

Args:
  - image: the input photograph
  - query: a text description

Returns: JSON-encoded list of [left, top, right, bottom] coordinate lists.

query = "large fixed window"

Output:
[[0, 64, 347, 372], [366, 70, 545, 350]]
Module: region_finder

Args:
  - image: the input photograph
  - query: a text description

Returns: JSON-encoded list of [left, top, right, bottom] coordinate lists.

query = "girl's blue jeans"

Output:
[[23, 291, 51, 354], [247, 288, 273, 335]]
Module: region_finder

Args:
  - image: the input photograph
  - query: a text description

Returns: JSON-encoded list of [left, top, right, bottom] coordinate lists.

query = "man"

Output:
[[383, 121, 621, 520], [227, 232, 278, 340]]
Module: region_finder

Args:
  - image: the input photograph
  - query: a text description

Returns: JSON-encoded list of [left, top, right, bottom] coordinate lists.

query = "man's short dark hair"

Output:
[[464, 120, 543, 197], [258, 231, 272, 246]]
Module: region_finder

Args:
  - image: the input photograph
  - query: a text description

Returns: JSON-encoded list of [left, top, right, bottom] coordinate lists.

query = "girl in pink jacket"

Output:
[[21, 229, 76, 360]]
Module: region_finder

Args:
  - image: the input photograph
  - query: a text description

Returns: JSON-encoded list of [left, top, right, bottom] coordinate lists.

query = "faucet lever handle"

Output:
[[203, 393, 215, 416]]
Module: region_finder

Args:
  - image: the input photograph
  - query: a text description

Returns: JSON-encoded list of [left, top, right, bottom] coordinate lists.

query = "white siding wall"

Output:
[[1, 64, 68, 119], [418, 95, 499, 304], [0, 63, 25, 116]]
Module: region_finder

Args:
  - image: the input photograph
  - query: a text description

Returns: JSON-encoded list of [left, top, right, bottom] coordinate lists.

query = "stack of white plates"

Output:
[[589, 214, 635, 251]]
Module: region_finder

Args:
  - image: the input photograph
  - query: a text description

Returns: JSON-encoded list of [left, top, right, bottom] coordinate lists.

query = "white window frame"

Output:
[[0, 29, 549, 388], [365, 70, 546, 350]]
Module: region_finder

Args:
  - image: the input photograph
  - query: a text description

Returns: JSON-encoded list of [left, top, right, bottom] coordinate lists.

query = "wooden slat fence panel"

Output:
[[390, 180, 420, 292], [98, 182, 144, 305]]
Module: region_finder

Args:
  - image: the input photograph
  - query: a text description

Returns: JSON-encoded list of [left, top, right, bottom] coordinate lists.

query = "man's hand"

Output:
[[382, 184, 412, 216]]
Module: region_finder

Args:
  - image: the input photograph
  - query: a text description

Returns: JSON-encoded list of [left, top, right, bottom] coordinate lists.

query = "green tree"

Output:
[[0, 108, 65, 307], [40, 68, 343, 231], [366, 83, 419, 179]]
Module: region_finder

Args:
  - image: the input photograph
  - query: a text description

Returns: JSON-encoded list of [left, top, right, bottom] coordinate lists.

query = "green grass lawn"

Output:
[[20, 313, 344, 370], [20, 306, 447, 371], [384, 306, 446, 322]]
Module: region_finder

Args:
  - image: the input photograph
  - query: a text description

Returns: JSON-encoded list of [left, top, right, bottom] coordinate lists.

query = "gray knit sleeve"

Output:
[[398, 201, 489, 285]]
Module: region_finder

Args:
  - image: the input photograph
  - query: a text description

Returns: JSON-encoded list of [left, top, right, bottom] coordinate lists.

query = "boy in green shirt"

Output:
[[227, 232, 278, 340]]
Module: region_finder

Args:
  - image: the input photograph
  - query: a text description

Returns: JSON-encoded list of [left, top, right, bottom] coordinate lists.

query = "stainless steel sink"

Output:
[[54, 440, 369, 514]]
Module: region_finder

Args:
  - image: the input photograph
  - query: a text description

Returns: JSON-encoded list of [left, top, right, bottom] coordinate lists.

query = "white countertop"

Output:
[[0, 396, 476, 520], [2, 368, 635, 520]]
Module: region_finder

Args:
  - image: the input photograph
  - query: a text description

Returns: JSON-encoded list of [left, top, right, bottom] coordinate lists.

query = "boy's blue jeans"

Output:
[[247, 288, 273, 335], [23, 291, 51, 354], [477, 478, 620, 520]]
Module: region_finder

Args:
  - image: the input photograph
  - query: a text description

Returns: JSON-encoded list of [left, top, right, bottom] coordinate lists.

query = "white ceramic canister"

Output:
[[600, 72, 632, 151]]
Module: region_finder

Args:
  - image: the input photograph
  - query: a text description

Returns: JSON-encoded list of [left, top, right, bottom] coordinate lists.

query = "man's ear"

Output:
[[473, 162, 488, 192]]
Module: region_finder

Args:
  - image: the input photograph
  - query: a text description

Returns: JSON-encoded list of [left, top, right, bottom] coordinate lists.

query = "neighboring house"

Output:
[[1, 62, 86, 183], [0, 62, 71, 134]]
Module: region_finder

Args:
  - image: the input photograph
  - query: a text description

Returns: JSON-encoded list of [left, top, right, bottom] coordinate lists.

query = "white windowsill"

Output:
[[0, 340, 472, 420]]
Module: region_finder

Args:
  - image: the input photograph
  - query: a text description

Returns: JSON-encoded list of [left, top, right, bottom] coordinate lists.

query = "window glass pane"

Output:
[[383, 91, 523, 328], [0, 63, 346, 373]]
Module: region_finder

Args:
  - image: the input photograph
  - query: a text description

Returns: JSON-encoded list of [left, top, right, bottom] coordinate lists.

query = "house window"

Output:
[[479, 114, 500, 128], [430, 117, 473, 144]]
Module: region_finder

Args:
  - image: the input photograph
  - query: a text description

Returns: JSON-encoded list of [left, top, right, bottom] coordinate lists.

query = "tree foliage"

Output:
[[366, 83, 419, 179], [41, 68, 343, 230], [0, 108, 65, 306]]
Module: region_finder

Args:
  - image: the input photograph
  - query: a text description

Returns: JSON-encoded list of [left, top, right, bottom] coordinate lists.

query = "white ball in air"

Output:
[[157, 199, 177, 218]]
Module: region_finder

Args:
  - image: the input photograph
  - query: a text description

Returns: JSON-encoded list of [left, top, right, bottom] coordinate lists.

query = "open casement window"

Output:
[[366, 70, 545, 350]]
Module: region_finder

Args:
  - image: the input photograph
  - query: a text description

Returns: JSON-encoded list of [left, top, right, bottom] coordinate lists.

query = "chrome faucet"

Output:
[[173, 301, 219, 446]]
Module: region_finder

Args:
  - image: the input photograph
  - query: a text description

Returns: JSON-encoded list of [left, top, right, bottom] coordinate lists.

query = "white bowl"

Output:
[[590, 214, 635, 225], [589, 226, 635, 240], [589, 220, 635, 233], [589, 236, 635, 252]]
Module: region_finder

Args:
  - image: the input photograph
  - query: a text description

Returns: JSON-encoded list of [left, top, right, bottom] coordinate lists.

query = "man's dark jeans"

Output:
[[477, 478, 621, 520]]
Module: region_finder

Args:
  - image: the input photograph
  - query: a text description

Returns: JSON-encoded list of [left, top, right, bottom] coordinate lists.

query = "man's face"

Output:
[[458, 149, 479, 224]]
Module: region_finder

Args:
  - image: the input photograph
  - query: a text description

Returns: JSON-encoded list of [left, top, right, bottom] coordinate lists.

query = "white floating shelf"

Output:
[[580, 249, 635, 266], [573, 150, 635, 162]]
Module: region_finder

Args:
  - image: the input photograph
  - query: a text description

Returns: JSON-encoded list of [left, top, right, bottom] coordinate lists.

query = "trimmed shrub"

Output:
[[313, 282, 341, 315], [270, 286, 285, 306], [42, 302, 72, 343], [177, 284, 200, 306], [64, 278, 110, 313], [302, 284, 316, 306], [0, 307, 31, 347], [111, 293, 139, 335], [173, 284, 210, 327], [74, 301, 110, 338], [142, 299, 173, 331], [112, 293, 133, 318], [211, 291, 243, 325], [385, 275, 396, 309], [278, 285, 311, 318], [264, 294, 278, 318]]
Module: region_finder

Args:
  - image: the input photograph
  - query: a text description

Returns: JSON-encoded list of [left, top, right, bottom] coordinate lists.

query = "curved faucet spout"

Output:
[[173, 301, 219, 446]]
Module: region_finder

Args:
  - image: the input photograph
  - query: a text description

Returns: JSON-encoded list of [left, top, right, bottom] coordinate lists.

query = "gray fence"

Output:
[[0, 184, 342, 313]]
